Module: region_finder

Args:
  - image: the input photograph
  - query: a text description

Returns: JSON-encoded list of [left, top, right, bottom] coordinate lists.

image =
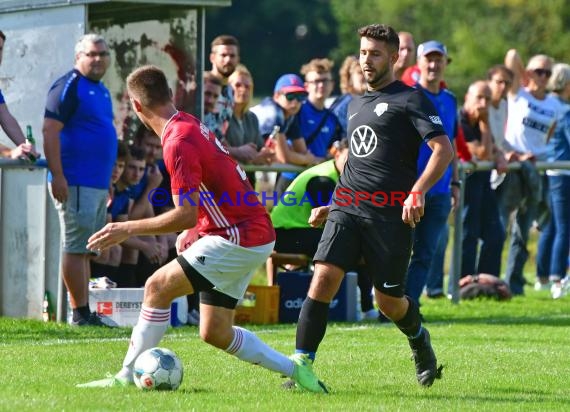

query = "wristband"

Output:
[[450, 180, 462, 188]]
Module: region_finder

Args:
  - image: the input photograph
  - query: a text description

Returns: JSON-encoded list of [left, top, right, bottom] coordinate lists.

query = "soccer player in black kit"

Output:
[[290, 24, 454, 390]]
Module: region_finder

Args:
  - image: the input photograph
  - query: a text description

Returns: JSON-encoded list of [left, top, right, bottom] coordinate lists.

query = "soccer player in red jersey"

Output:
[[78, 65, 327, 393]]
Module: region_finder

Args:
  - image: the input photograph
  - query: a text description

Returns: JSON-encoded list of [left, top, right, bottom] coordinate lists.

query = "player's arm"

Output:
[[0, 104, 26, 145], [414, 134, 454, 195], [87, 191, 199, 251], [504, 49, 524, 97], [43, 117, 68, 202], [403, 135, 453, 228]]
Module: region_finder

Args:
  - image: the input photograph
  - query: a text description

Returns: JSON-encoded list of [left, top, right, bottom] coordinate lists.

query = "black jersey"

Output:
[[331, 80, 446, 221]]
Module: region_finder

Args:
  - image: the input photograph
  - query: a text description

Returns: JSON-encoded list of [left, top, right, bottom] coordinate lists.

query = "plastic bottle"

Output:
[[25, 125, 38, 163], [42, 291, 55, 322], [264, 125, 280, 149]]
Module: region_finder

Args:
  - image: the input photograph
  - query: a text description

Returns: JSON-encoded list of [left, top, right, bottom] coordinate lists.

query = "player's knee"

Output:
[[144, 269, 175, 304]]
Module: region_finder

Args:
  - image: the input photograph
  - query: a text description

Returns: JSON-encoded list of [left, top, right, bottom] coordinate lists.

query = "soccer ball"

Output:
[[133, 347, 184, 391]]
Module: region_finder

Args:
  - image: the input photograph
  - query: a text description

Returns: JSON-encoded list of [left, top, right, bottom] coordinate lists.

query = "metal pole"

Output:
[[449, 167, 466, 304]]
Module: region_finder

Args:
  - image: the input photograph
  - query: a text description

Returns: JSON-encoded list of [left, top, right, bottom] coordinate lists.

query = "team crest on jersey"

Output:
[[373, 102, 388, 117], [429, 115, 443, 125], [350, 125, 377, 157]]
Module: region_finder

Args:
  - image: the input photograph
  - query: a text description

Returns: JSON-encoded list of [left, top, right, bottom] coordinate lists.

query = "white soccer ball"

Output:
[[133, 347, 184, 391]]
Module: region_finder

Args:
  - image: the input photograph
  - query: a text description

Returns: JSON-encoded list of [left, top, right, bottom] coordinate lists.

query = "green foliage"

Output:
[[206, 0, 337, 96], [1, 290, 569, 411], [330, 0, 570, 96]]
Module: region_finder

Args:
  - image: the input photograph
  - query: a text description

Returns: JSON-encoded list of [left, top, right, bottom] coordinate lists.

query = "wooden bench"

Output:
[[267, 252, 311, 286]]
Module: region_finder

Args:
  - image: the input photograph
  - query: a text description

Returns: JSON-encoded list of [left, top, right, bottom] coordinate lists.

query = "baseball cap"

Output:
[[417, 40, 452, 62], [274, 74, 307, 94]]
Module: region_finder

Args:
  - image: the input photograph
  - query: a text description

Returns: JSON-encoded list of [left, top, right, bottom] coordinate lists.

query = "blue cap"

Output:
[[273, 74, 307, 94], [417, 40, 451, 62]]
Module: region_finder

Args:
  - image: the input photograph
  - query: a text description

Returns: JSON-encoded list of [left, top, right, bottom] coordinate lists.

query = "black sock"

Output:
[[394, 296, 423, 339], [73, 305, 91, 322], [356, 265, 374, 312], [296, 297, 330, 359]]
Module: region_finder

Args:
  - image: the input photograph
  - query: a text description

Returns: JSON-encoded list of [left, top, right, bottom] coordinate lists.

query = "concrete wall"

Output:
[[0, 5, 84, 319], [0, 5, 86, 150]]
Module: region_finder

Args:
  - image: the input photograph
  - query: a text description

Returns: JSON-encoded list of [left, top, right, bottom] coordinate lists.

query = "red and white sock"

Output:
[[225, 326, 294, 377], [116, 305, 170, 379]]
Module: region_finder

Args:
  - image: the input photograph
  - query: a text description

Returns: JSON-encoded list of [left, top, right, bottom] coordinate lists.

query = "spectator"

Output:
[[43, 34, 118, 326], [203, 34, 240, 140], [394, 31, 416, 80], [487, 64, 515, 154], [501, 49, 560, 294], [250, 74, 317, 169], [225, 64, 274, 185], [487, 64, 515, 191], [275, 58, 341, 195], [79, 64, 325, 392], [459, 80, 507, 278], [536, 63, 570, 299], [118, 146, 166, 287], [404, 40, 459, 306], [0, 30, 38, 159], [202, 70, 224, 136], [330, 55, 366, 138], [90, 140, 129, 281]]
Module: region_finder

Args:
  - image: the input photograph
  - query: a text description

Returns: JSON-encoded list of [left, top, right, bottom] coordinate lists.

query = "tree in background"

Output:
[[330, 0, 570, 95], [207, 0, 569, 98], [206, 0, 337, 96]]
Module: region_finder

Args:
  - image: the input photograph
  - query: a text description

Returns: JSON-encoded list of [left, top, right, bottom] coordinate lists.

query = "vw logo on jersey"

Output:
[[374, 102, 388, 117], [350, 125, 377, 157]]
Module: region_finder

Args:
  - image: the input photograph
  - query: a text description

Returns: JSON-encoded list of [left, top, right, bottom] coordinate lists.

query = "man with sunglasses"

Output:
[[275, 58, 342, 197], [43, 34, 117, 326], [499, 49, 561, 295], [250, 74, 319, 171]]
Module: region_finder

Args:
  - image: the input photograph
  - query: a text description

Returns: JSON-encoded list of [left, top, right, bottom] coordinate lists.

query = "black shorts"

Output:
[[313, 209, 412, 297], [274, 228, 323, 256]]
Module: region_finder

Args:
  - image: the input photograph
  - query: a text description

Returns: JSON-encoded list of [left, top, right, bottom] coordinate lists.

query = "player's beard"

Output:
[[365, 65, 391, 90], [216, 63, 235, 78]]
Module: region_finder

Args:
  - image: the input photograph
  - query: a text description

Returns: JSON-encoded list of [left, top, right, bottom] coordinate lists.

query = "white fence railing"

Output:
[[2, 159, 569, 320]]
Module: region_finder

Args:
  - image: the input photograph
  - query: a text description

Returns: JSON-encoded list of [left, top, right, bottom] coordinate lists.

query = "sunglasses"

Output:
[[284, 92, 307, 102], [532, 68, 552, 78]]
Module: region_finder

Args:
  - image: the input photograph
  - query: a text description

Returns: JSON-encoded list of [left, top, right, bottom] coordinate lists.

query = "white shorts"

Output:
[[180, 235, 275, 299]]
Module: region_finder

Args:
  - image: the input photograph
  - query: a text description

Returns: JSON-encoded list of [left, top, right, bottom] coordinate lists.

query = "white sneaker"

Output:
[[534, 280, 551, 291], [551, 278, 569, 299]]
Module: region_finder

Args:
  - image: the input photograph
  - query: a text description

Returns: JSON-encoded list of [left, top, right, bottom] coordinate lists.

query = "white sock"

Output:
[[117, 305, 170, 379], [225, 326, 294, 377]]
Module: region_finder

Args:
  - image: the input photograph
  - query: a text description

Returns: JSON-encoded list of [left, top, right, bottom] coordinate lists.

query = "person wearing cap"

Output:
[[250, 73, 320, 169], [404, 40, 460, 304], [274, 58, 343, 196], [499, 49, 561, 294]]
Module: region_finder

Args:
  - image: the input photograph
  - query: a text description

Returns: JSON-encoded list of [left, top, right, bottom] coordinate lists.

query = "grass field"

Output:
[[0, 285, 568, 412]]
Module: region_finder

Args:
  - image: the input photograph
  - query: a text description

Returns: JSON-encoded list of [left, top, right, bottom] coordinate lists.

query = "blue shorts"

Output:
[[50, 185, 108, 254]]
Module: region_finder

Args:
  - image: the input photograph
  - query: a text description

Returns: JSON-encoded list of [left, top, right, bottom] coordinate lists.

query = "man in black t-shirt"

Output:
[[290, 24, 453, 390]]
